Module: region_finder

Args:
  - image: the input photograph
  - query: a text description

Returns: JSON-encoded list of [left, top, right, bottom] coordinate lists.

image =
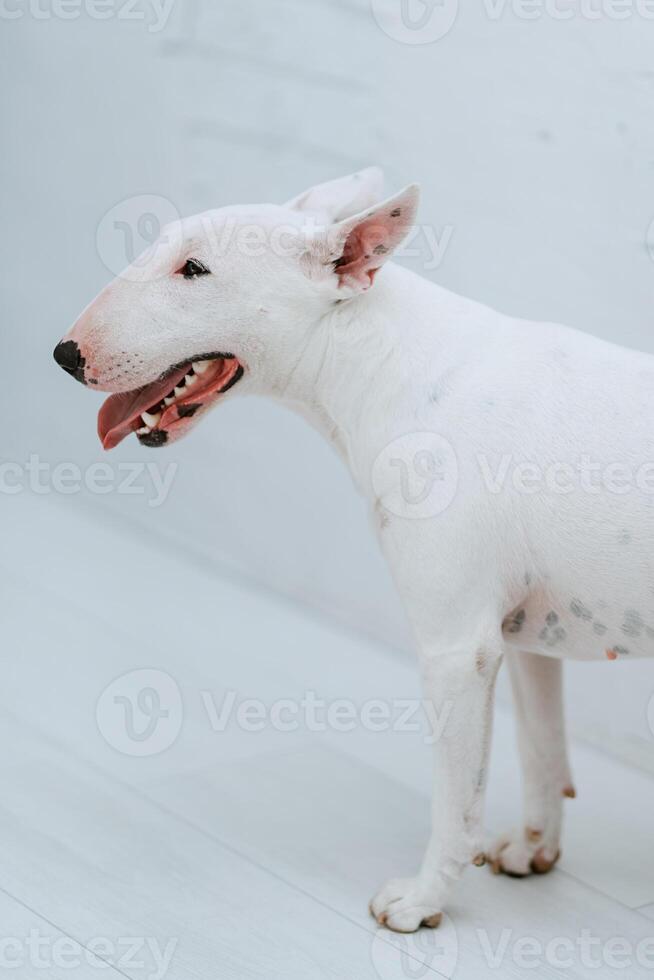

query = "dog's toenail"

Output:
[[530, 848, 561, 874], [422, 913, 442, 928]]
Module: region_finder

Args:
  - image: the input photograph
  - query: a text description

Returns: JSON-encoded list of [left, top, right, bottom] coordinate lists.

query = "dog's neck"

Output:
[[267, 264, 451, 478]]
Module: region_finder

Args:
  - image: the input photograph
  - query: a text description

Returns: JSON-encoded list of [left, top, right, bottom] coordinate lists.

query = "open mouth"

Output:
[[97, 354, 244, 450]]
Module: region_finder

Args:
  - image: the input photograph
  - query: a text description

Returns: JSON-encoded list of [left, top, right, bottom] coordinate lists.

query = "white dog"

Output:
[[55, 168, 654, 933]]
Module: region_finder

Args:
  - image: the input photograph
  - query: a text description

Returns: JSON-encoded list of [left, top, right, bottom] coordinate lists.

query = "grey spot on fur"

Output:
[[540, 619, 566, 647], [546, 611, 559, 626], [613, 645, 630, 656], [593, 622, 607, 636], [373, 244, 389, 255], [524, 572, 532, 586], [570, 598, 592, 621], [621, 609, 643, 637], [505, 608, 526, 634]]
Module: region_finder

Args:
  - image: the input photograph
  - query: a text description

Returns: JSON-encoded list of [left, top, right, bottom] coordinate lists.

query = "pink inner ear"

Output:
[[334, 205, 408, 289], [334, 221, 389, 287]]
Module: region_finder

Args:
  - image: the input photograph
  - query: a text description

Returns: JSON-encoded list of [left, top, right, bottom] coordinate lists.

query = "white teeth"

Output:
[[137, 363, 215, 434]]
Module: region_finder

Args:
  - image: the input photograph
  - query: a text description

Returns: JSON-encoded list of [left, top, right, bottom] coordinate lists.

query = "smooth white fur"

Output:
[[67, 168, 654, 933]]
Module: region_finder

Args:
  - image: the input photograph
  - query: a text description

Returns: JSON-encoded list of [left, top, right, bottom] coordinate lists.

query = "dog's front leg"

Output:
[[371, 643, 503, 933]]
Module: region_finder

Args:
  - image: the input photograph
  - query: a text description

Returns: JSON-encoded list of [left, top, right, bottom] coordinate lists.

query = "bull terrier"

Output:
[[55, 168, 654, 933]]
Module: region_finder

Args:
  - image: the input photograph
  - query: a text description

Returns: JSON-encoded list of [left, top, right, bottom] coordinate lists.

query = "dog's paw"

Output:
[[369, 877, 443, 933], [487, 828, 560, 878]]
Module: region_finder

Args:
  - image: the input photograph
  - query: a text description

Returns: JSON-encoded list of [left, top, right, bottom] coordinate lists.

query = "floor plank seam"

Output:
[[0, 882, 131, 979]]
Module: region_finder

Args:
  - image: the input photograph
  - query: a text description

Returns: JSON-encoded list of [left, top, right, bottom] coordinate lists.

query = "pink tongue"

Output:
[[98, 365, 190, 450]]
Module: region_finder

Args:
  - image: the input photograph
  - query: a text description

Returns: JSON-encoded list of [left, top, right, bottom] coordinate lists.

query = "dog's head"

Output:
[[54, 168, 419, 449]]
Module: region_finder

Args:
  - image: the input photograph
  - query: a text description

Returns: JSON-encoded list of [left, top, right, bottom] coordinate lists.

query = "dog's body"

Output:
[[56, 168, 654, 933]]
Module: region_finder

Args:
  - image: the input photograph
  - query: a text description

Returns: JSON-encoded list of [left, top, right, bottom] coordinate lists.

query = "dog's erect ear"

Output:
[[306, 184, 420, 294], [285, 167, 384, 223]]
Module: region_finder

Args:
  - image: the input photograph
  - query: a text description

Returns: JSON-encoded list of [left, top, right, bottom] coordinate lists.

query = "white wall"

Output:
[[4, 0, 654, 765]]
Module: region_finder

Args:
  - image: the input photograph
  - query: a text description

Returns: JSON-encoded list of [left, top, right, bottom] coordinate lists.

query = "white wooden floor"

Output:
[[2, 493, 654, 979]]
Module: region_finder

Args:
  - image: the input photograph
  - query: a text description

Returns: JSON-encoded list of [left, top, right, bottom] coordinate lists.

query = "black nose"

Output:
[[53, 339, 86, 384]]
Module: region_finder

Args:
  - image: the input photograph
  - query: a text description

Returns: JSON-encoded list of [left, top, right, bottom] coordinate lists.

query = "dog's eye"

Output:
[[177, 258, 210, 279]]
